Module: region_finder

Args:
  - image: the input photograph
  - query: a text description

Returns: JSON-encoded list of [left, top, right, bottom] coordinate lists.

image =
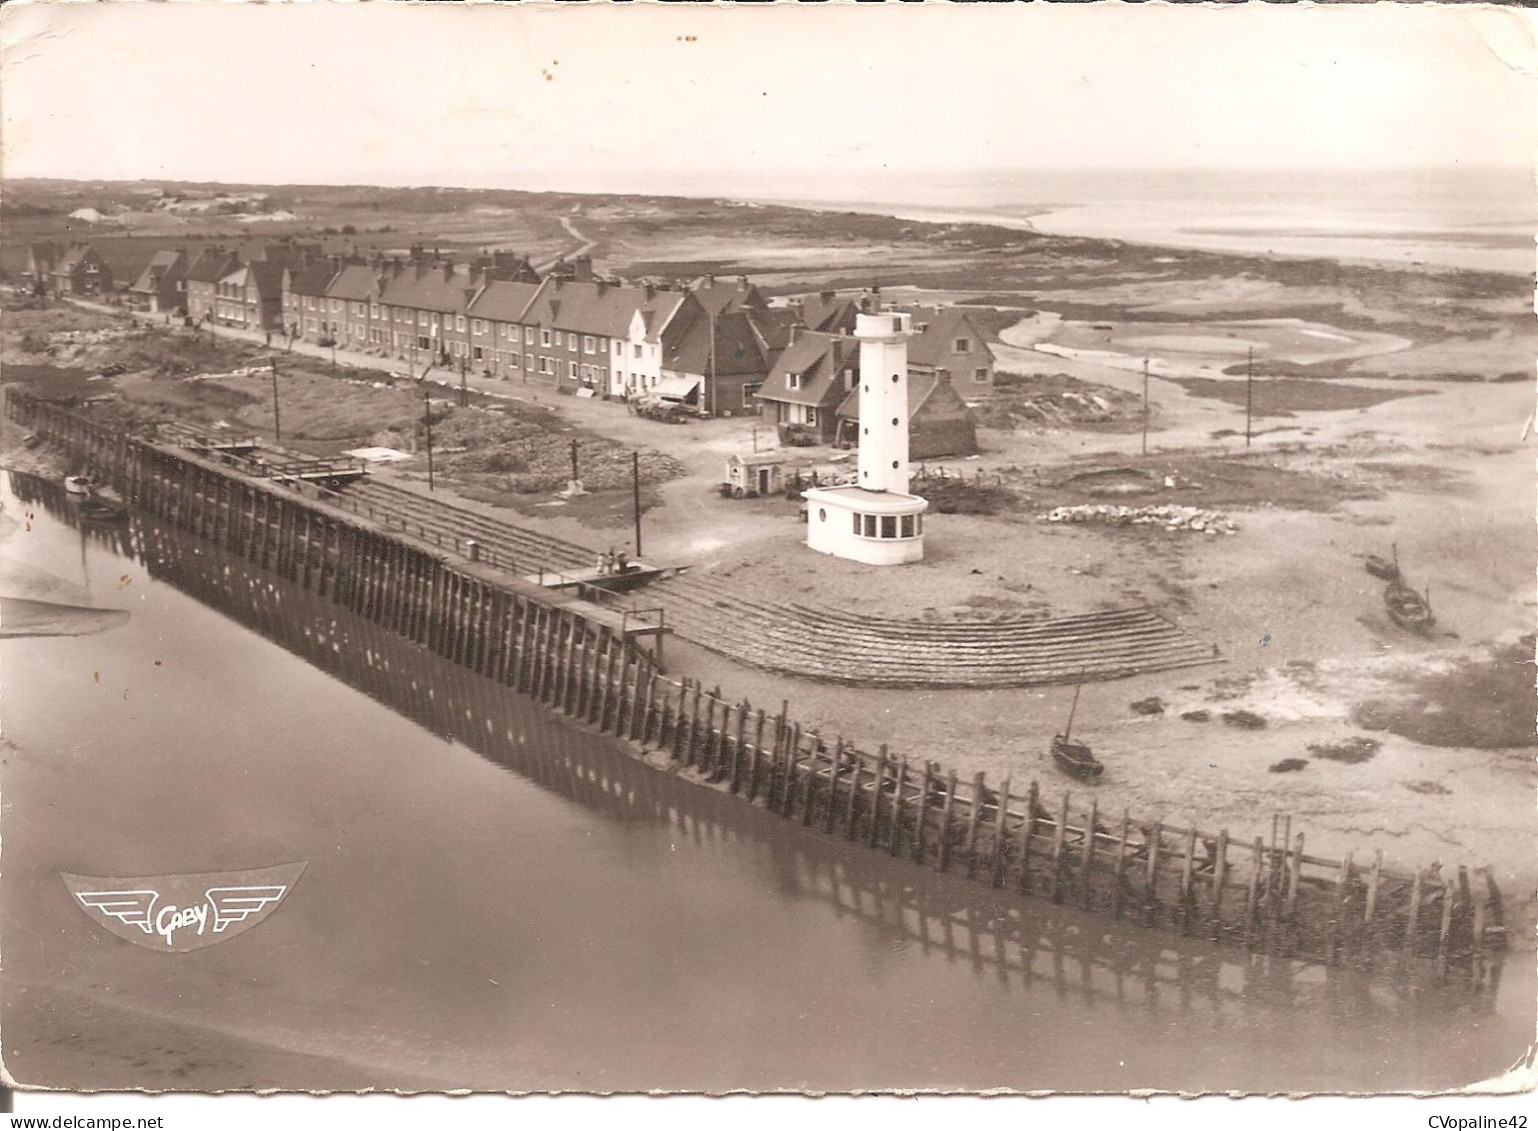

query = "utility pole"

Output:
[[271, 362, 281, 443], [460, 358, 469, 408], [632, 450, 643, 557], [707, 305, 717, 419], [1141, 357, 1150, 458], [570, 438, 580, 484], [331, 338, 337, 375], [1245, 346, 1254, 449], [424, 389, 435, 492]]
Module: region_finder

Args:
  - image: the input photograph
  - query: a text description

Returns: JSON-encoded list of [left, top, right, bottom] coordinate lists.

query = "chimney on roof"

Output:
[[644, 283, 655, 301], [704, 274, 715, 287], [739, 275, 749, 287], [595, 279, 608, 296], [819, 290, 835, 304], [573, 255, 593, 282], [442, 262, 455, 284]]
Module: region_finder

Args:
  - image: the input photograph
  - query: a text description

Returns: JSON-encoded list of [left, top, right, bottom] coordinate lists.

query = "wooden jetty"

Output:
[[8, 388, 1505, 985]]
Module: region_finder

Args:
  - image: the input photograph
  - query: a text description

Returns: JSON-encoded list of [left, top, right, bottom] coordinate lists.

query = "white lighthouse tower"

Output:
[[803, 307, 928, 565]]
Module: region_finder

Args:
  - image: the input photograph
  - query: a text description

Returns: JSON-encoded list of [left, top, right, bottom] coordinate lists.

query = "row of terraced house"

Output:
[[106, 240, 996, 445]]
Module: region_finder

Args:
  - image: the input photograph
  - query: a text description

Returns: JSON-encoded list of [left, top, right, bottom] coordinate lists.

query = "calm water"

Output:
[[1, 472, 1530, 1093], [504, 166, 1535, 276]]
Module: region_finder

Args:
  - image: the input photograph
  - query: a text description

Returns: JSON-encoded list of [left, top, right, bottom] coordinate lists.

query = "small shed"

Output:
[[723, 451, 787, 498]]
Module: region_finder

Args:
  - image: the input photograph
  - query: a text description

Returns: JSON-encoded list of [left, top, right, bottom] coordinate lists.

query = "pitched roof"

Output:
[[523, 278, 685, 339], [247, 260, 285, 298], [795, 293, 860, 335], [288, 258, 339, 298], [901, 306, 996, 367], [663, 307, 773, 378], [184, 248, 241, 284], [756, 331, 858, 408], [55, 245, 98, 274], [379, 264, 477, 315], [690, 277, 766, 318], [325, 263, 383, 302], [466, 279, 541, 323], [129, 249, 185, 294]]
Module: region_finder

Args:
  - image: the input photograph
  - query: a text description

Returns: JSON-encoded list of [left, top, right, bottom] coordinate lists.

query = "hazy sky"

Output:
[[1, 2, 1534, 190]]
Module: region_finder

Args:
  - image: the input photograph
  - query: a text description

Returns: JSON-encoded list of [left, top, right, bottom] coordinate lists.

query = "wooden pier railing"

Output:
[[8, 388, 1505, 985]]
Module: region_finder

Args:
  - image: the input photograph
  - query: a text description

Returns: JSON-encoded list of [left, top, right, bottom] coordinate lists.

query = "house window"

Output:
[[473, 346, 484, 362], [862, 514, 877, 538], [583, 335, 596, 353], [569, 337, 578, 353], [614, 341, 623, 355], [805, 406, 819, 426], [417, 311, 429, 326], [900, 515, 915, 538], [417, 335, 431, 350], [305, 297, 315, 309], [525, 327, 535, 344], [844, 368, 855, 390], [569, 361, 579, 378], [881, 516, 897, 539], [954, 338, 970, 352], [471, 319, 485, 334], [540, 357, 554, 375], [455, 315, 466, 332], [356, 302, 367, 316], [633, 344, 642, 359], [553, 330, 562, 346], [541, 329, 552, 347], [787, 372, 802, 390]]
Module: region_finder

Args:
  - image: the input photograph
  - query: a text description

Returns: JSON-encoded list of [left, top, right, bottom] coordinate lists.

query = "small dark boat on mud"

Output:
[[1385, 581, 1434, 634], [1381, 544, 1434, 634], [1051, 671, 1104, 781], [64, 475, 96, 496], [1364, 554, 1400, 582]]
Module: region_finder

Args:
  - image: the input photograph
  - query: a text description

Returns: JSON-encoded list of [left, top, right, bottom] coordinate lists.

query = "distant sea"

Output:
[[506, 166, 1536, 277]]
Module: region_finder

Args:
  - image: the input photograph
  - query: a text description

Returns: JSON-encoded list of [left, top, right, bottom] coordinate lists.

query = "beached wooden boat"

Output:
[[1050, 671, 1104, 781], [64, 475, 96, 496], [1381, 544, 1434, 634], [1051, 733, 1104, 781], [1364, 554, 1399, 582], [1385, 581, 1434, 634]]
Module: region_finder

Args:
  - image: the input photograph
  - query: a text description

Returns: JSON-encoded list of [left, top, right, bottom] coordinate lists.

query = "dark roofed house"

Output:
[[50, 243, 113, 298], [128, 249, 187, 314], [834, 369, 979, 460], [284, 257, 340, 342], [755, 330, 861, 444], [184, 248, 242, 325], [327, 262, 390, 352], [467, 279, 542, 378], [378, 262, 481, 367], [520, 277, 677, 393], [902, 305, 995, 393], [690, 275, 768, 318], [215, 260, 285, 332], [793, 290, 860, 336], [660, 295, 788, 416]]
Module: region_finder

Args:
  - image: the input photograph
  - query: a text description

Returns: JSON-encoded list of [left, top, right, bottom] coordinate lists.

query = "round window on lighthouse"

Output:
[[892, 374, 900, 383], [818, 508, 826, 522], [891, 460, 899, 470], [891, 417, 899, 426]]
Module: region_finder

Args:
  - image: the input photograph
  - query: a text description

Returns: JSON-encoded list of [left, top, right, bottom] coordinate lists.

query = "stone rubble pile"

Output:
[[1044, 503, 1238, 534]]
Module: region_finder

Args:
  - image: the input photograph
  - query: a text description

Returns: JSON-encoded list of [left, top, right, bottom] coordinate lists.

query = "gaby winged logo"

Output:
[[62, 863, 306, 952]]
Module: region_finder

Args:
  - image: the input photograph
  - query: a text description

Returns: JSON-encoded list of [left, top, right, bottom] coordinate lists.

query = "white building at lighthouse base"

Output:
[[804, 484, 927, 565]]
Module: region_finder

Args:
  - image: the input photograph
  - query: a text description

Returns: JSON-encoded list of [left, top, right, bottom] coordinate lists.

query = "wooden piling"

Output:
[[1179, 827, 1197, 934], [1435, 875, 1455, 979], [868, 746, 889, 849], [686, 682, 703, 768], [937, 769, 958, 873], [1363, 849, 1383, 963], [888, 756, 907, 858], [1143, 821, 1163, 928], [1111, 813, 1130, 919], [1244, 836, 1263, 948], [1079, 801, 1099, 910], [749, 710, 767, 802], [842, 743, 860, 835], [825, 739, 845, 834], [730, 704, 747, 795], [912, 762, 933, 865], [1327, 851, 1353, 965], [1050, 792, 1070, 903], [1404, 867, 1424, 963], [963, 772, 985, 879], [990, 776, 1011, 889]]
